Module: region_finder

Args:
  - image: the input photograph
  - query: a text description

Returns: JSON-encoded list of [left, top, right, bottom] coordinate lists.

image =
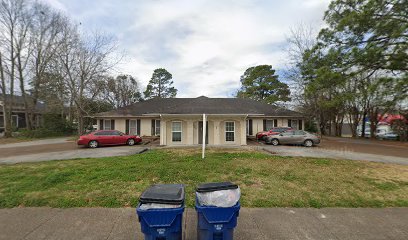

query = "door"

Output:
[[279, 131, 295, 144], [198, 121, 208, 144], [96, 131, 112, 145], [292, 130, 306, 144], [112, 130, 127, 144]]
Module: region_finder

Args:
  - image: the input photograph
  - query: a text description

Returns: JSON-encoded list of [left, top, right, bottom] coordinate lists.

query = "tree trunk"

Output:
[[77, 109, 84, 135], [369, 108, 378, 140], [2, 104, 12, 138], [361, 111, 367, 138]]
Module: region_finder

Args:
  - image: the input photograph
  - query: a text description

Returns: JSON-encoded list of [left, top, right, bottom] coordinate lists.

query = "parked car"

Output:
[[256, 127, 293, 141], [378, 131, 399, 141], [265, 130, 320, 147], [77, 130, 142, 148]]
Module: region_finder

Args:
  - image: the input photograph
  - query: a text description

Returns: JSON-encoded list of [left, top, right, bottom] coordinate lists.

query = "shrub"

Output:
[[18, 114, 75, 138]]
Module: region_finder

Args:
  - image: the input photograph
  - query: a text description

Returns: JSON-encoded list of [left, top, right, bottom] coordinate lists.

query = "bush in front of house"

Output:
[[19, 114, 76, 138]]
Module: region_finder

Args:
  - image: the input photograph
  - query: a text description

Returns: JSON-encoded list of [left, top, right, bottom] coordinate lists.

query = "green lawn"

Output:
[[0, 148, 407, 208]]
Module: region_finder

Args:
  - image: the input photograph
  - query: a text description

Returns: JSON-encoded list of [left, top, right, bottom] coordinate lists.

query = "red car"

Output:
[[77, 130, 142, 148], [256, 127, 293, 141]]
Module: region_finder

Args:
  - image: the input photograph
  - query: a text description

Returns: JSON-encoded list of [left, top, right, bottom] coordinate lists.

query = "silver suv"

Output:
[[265, 130, 320, 147]]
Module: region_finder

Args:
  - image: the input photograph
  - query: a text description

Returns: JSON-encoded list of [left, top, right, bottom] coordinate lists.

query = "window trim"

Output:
[[171, 121, 182, 142], [225, 121, 235, 142], [155, 119, 161, 136], [104, 119, 112, 130]]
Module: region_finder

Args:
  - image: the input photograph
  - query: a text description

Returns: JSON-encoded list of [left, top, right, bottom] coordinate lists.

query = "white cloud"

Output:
[[42, 0, 331, 97]]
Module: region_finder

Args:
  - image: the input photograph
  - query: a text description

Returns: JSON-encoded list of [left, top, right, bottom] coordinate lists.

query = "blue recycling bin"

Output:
[[136, 184, 185, 240], [195, 182, 241, 240]]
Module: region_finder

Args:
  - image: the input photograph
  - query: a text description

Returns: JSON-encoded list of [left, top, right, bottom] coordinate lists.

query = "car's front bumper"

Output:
[[77, 139, 87, 145]]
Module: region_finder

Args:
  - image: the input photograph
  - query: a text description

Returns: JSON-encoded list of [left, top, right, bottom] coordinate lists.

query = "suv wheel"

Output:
[[270, 139, 279, 146], [88, 140, 98, 148], [127, 138, 135, 146], [304, 139, 313, 147]]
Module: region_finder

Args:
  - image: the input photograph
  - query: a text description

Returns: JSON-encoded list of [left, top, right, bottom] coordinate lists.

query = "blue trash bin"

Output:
[[136, 184, 185, 240], [195, 182, 240, 240]]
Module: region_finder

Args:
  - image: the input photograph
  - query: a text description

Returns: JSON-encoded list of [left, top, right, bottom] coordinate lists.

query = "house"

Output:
[[94, 96, 304, 146], [0, 94, 44, 132]]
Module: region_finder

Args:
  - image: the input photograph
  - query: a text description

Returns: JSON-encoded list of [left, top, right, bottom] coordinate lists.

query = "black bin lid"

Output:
[[139, 184, 185, 204], [196, 182, 238, 193]]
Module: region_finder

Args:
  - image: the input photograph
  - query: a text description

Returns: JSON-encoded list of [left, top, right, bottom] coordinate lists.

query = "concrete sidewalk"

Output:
[[1, 207, 407, 240]]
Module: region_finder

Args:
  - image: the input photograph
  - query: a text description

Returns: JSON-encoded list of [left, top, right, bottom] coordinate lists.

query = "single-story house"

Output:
[[0, 94, 44, 132], [94, 96, 304, 146]]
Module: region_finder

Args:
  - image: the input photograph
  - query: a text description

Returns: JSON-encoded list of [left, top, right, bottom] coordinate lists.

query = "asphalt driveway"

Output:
[[0, 137, 148, 164], [251, 136, 408, 165], [0, 207, 407, 240]]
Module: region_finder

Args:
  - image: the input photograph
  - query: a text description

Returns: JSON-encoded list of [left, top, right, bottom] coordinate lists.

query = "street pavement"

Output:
[[0, 207, 407, 240]]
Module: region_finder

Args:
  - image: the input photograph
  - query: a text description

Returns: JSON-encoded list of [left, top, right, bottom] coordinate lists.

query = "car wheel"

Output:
[[127, 138, 135, 146], [270, 139, 279, 146], [304, 139, 313, 147], [88, 140, 98, 148]]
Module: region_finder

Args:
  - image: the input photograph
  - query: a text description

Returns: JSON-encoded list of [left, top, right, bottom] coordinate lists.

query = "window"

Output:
[[155, 120, 161, 136], [294, 130, 306, 135], [290, 120, 298, 130], [225, 121, 235, 142], [172, 121, 182, 142], [104, 119, 111, 130], [265, 120, 274, 130], [0, 115, 4, 128], [282, 131, 294, 136], [129, 120, 137, 135], [95, 131, 109, 136], [112, 131, 122, 136]]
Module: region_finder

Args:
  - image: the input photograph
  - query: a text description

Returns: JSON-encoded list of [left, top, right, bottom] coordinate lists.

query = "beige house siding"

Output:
[[96, 115, 304, 146], [246, 117, 305, 136], [140, 118, 152, 136]]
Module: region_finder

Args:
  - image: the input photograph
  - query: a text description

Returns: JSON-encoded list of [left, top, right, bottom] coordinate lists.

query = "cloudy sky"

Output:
[[43, 0, 330, 97]]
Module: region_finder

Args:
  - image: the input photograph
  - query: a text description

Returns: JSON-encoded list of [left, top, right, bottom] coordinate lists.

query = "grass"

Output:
[[0, 148, 407, 208]]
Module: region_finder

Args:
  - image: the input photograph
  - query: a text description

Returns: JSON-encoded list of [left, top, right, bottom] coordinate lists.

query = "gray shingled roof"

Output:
[[95, 96, 303, 117], [0, 94, 46, 111]]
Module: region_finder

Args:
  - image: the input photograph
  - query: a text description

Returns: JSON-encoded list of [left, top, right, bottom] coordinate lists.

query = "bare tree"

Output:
[[27, 2, 66, 129], [0, 0, 27, 137], [284, 23, 320, 133], [58, 30, 117, 134]]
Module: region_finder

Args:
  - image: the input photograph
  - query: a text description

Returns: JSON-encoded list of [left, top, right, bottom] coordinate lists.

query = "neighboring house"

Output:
[[0, 94, 44, 133], [95, 96, 304, 146]]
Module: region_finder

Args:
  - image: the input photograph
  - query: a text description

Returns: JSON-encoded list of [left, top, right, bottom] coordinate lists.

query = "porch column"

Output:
[[160, 120, 167, 145], [213, 120, 220, 145], [241, 119, 247, 145]]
